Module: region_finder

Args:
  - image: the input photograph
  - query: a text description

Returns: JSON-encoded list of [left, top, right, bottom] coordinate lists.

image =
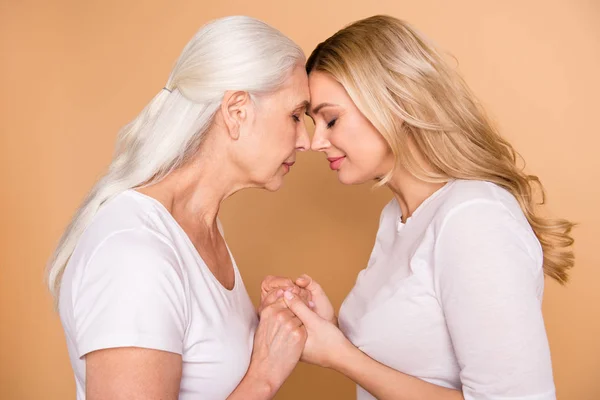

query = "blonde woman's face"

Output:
[[308, 71, 394, 185]]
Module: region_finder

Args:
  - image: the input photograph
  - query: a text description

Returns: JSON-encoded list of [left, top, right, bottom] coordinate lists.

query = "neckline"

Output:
[[125, 189, 238, 294], [395, 180, 456, 232]]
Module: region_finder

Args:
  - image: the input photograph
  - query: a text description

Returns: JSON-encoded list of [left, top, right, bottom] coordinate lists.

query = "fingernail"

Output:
[[284, 291, 294, 300], [276, 289, 284, 297], [285, 287, 293, 292], [309, 301, 315, 308]]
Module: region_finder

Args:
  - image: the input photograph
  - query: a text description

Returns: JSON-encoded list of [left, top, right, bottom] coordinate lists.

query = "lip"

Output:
[[282, 161, 295, 173], [327, 156, 346, 170]]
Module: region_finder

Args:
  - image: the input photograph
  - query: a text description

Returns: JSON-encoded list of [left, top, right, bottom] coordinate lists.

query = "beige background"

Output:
[[1, 0, 599, 398]]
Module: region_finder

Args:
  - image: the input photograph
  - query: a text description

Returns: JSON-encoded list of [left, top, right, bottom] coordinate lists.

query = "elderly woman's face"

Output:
[[238, 66, 310, 191]]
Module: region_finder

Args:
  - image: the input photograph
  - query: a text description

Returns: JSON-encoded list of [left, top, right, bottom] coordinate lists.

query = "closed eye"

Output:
[[327, 118, 337, 129]]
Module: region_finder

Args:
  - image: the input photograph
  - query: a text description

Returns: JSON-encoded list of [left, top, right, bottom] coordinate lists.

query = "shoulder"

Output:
[[68, 192, 185, 288], [432, 180, 532, 232], [75, 190, 178, 259], [431, 180, 543, 272]]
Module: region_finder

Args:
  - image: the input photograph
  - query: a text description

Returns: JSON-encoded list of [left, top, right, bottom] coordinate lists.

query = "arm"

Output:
[[284, 204, 554, 399], [434, 203, 555, 399], [228, 298, 307, 400], [226, 372, 273, 400], [86, 348, 181, 400], [282, 291, 463, 400], [84, 297, 301, 400], [80, 236, 306, 400], [77, 230, 188, 399], [335, 343, 462, 399]]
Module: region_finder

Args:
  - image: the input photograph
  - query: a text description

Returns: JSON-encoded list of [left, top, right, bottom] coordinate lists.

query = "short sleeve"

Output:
[[73, 228, 188, 358], [434, 201, 556, 400]]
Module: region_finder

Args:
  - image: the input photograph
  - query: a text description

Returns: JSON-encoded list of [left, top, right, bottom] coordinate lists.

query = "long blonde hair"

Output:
[[307, 15, 574, 284], [47, 16, 305, 301]]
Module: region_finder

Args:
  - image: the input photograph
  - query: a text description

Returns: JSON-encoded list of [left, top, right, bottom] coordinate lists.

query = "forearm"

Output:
[[332, 342, 463, 400], [226, 368, 276, 400]]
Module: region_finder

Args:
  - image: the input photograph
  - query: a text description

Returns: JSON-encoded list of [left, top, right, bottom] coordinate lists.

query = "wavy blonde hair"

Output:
[[307, 15, 574, 284]]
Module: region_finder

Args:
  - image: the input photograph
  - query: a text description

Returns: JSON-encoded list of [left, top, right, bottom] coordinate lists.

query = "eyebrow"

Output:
[[309, 102, 337, 115], [293, 100, 310, 112]]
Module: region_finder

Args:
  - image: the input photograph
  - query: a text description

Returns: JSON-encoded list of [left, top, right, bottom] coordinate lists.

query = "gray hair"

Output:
[[47, 16, 305, 301]]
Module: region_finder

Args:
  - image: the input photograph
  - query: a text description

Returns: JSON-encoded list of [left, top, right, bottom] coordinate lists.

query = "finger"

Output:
[[259, 288, 285, 313], [283, 290, 319, 326], [273, 308, 303, 334], [261, 276, 295, 299], [295, 274, 312, 287], [260, 297, 289, 319], [295, 274, 322, 294], [289, 315, 304, 328], [296, 275, 324, 303], [298, 287, 312, 304], [277, 309, 303, 326], [286, 287, 313, 307], [281, 314, 306, 343], [284, 285, 312, 304]]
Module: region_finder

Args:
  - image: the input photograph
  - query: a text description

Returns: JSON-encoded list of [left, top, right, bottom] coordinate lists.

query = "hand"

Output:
[[282, 290, 351, 369], [259, 275, 313, 313], [295, 274, 336, 325], [247, 298, 307, 394]]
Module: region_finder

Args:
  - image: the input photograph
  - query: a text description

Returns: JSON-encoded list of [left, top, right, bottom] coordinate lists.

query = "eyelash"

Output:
[[292, 115, 301, 123], [327, 118, 337, 129]]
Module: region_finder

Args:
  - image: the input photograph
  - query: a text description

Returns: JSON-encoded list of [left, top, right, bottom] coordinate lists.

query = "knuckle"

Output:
[[276, 312, 288, 323], [261, 303, 278, 317], [290, 328, 304, 341], [285, 320, 297, 331]]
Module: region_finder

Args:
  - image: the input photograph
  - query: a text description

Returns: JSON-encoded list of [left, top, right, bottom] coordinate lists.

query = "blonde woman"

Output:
[[49, 16, 314, 400], [262, 15, 574, 400]]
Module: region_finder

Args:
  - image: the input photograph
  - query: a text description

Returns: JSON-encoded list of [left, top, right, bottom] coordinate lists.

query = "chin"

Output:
[[263, 177, 284, 192], [337, 169, 369, 186]]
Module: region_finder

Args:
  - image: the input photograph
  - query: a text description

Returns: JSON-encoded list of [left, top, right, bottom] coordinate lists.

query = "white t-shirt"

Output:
[[339, 180, 555, 400], [59, 190, 258, 400]]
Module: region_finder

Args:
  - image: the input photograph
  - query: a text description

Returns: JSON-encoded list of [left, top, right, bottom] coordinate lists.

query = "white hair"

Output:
[[47, 16, 305, 301]]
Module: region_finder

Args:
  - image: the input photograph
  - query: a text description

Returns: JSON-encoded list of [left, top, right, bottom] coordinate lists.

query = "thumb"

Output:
[[295, 274, 313, 289], [283, 290, 319, 326], [296, 274, 324, 296]]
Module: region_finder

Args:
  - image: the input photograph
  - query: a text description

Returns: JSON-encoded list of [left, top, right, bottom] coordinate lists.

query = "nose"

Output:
[[295, 118, 310, 152], [311, 126, 330, 152]]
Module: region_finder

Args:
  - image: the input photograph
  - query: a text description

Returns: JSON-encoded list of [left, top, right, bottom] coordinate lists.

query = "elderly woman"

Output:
[[48, 16, 312, 400]]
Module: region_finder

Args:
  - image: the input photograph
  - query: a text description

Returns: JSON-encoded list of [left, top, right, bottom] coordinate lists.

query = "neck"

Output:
[[387, 167, 447, 222], [138, 139, 246, 234]]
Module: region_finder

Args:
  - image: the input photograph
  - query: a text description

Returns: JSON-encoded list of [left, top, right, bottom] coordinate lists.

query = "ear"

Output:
[[221, 90, 251, 140]]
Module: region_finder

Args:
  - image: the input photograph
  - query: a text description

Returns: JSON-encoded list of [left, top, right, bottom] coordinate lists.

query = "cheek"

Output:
[[273, 122, 297, 154], [345, 129, 392, 176], [255, 118, 290, 156], [261, 120, 296, 176]]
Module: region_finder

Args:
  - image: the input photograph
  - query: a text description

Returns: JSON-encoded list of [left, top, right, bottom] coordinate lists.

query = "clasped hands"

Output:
[[256, 274, 350, 369]]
